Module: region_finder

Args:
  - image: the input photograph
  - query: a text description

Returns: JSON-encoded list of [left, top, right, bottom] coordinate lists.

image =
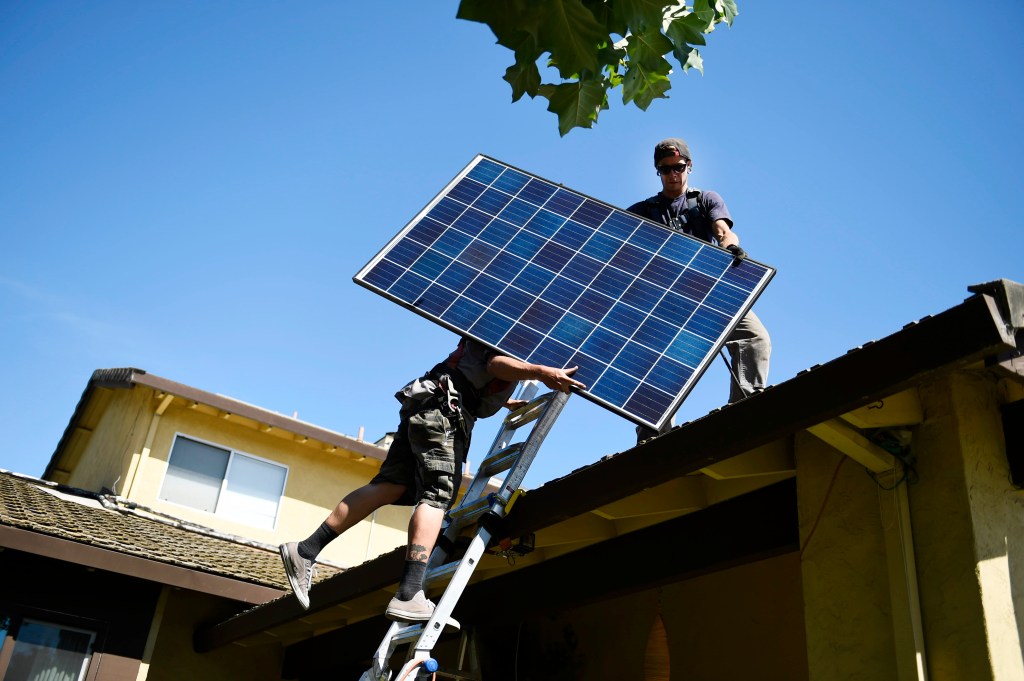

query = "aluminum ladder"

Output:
[[359, 381, 570, 681]]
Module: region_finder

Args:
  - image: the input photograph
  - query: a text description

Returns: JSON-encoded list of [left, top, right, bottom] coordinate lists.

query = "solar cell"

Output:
[[355, 155, 775, 430]]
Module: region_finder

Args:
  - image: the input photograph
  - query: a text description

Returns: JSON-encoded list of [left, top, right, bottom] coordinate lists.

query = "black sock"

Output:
[[396, 560, 427, 600], [297, 522, 338, 561]]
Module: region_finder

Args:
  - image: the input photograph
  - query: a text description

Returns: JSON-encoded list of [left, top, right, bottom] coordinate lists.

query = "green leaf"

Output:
[[458, 0, 545, 61], [504, 62, 542, 102], [672, 44, 704, 74], [457, 0, 740, 135], [625, 28, 675, 69], [539, 0, 609, 79], [612, 0, 674, 33], [538, 78, 608, 136], [694, 0, 738, 25], [721, 0, 739, 24], [622, 61, 672, 110], [582, 0, 627, 37], [665, 11, 715, 47]]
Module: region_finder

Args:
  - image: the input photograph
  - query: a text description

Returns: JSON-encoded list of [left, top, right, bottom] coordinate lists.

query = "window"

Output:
[[159, 435, 287, 529], [0, 617, 96, 681]]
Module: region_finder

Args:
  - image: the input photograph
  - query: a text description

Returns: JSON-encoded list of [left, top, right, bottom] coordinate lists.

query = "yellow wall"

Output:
[[59, 385, 409, 568], [145, 588, 283, 681], [63, 386, 154, 494], [911, 370, 1024, 680], [796, 432, 897, 680], [795, 368, 1024, 681], [506, 553, 808, 680], [127, 396, 409, 567]]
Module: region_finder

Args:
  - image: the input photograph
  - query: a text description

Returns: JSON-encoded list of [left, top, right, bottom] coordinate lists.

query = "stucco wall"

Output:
[[146, 588, 283, 681], [480, 552, 807, 680], [912, 370, 1024, 680], [796, 431, 897, 680], [125, 398, 408, 567], [65, 387, 154, 494]]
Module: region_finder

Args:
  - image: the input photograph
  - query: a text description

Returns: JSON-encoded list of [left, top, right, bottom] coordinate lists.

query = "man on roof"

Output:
[[627, 137, 771, 442]]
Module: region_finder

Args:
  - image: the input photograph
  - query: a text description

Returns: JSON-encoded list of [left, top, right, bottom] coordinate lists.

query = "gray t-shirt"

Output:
[[446, 338, 518, 418], [396, 338, 517, 424]]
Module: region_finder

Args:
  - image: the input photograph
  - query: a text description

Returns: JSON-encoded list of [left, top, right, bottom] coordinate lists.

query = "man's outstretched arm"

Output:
[[486, 355, 586, 394]]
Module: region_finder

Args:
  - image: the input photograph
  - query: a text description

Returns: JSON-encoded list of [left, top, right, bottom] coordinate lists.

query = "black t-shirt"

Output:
[[626, 188, 733, 244]]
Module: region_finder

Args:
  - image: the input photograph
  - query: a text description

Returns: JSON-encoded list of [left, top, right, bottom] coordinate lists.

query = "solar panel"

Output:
[[354, 155, 775, 430]]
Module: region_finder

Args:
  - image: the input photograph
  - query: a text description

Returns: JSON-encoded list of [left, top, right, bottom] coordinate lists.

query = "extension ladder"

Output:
[[359, 381, 570, 681]]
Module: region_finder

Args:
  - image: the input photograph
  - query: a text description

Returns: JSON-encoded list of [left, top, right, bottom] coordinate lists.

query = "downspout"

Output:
[[878, 462, 929, 681]]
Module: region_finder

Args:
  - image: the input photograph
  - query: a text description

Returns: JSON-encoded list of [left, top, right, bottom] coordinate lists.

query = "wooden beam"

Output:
[[193, 547, 405, 653], [841, 388, 924, 429], [0, 524, 282, 605], [807, 419, 896, 473], [699, 440, 794, 480]]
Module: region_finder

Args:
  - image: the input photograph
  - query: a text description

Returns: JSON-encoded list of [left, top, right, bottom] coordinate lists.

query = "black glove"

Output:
[[725, 244, 747, 267]]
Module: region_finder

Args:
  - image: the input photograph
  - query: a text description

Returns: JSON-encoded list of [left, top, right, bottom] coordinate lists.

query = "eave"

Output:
[[43, 368, 388, 482]]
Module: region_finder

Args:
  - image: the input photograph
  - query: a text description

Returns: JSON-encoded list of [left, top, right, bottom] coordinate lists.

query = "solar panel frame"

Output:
[[354, 154, 775, 430]]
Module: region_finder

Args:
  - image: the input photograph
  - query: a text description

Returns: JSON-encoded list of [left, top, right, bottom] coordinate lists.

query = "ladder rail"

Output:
[[428, 384, 557, 573], [491, 389, 568, 496]]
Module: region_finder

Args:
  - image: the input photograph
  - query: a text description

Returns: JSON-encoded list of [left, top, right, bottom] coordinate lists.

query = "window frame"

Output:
[[0, 609, 104, 681], [158, 432, 289, 530]]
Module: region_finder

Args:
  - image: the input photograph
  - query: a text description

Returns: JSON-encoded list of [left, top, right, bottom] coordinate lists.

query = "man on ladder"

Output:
[[279, 337, 584, 621]]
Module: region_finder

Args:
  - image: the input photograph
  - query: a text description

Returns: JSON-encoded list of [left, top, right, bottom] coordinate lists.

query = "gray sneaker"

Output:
[[385, 590, 435, 621], [279, 542, 314, 610]]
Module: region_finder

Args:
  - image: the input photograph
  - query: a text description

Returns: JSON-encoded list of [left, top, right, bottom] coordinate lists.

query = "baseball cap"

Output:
[[654, 138, 691, 164]]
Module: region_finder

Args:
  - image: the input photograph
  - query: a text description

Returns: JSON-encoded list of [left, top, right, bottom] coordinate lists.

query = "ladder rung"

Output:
[[391, 623, 424, 647], [477, 442, 524, 478], [503, 392, 553, 429], [446, 495, 496, 526], [425, 560, 460, 589]]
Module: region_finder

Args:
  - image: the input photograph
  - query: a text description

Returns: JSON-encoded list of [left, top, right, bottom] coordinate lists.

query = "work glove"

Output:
[[725, 244, 747, 267]]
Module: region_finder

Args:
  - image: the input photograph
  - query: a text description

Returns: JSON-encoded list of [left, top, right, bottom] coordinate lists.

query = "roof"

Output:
[[0, 469, 341, 604], [43, 367, 389, 481], [194, 278, 1024, 658]]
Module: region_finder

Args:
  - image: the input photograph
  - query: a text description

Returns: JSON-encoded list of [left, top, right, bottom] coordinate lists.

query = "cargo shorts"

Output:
[[371, 405, 468, 510]]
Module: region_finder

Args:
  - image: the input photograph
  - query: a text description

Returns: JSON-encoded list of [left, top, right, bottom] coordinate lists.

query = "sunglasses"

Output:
[[656, 163, 688, 176]]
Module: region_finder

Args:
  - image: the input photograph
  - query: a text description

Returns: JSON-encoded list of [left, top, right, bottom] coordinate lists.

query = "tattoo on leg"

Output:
[[408, 544, 429, 562]]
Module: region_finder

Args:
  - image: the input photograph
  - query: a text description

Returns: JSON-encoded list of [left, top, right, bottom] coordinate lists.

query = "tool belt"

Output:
[[434, 373, 468, 434], [396, 365, 473, 434]]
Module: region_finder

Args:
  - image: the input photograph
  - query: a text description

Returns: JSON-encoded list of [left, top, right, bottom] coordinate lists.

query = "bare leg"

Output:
[[387, 502, 446, 616], [324, 482, 407, 534], [406, 502, 445, 561]]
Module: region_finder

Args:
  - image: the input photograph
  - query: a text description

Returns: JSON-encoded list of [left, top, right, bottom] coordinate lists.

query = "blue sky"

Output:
[[2, 1, 1022, 489]]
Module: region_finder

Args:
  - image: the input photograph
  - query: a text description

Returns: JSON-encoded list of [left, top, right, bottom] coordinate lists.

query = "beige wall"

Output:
[[796, 432, 897, 680], [59, 385, 408, 568], [128, 396, 408, 567], [796, 368, 1024, 681], [911, 370, 1024, 680], [63, 386, 153, 494], [144, 588, 283, 681], [510, 553, 807, 680]]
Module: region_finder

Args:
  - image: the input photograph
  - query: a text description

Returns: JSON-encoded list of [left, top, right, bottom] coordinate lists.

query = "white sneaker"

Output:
[[279, 542, 314, 610], [385, 590, 435, 621]]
